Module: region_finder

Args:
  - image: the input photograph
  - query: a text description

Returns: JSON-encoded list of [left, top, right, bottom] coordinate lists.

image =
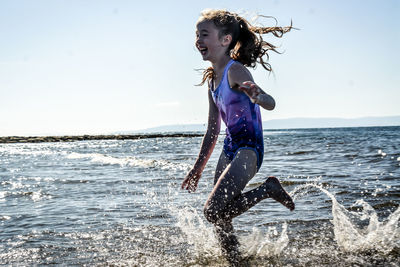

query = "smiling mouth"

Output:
[[198, 47, 208, 55]]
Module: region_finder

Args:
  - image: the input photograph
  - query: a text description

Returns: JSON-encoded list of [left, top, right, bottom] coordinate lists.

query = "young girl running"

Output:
[[181, 9, 295, 264]]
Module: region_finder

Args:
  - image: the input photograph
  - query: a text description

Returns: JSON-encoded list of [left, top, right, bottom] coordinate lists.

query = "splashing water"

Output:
[[241, 223, 289, 257], [170, 183, 399, 265], [171, 205, 289, 264], [173, 207, 221, 259], [291, 183, 400, 254]]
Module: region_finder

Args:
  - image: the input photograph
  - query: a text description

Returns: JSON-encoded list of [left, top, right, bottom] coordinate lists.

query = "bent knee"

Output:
[[203, 205, 220, 224], [203, 206, 216, 223]]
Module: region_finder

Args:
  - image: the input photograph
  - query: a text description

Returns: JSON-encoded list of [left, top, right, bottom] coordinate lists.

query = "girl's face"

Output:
[[195, 20, 229, 62]]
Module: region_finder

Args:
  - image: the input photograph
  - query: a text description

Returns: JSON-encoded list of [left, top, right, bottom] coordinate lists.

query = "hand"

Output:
[[181, 168, 202, 192], [239, 81, 262, 104]]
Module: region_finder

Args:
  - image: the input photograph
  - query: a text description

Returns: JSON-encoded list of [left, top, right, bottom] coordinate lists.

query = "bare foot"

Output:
[[264, 176, 295, 211]]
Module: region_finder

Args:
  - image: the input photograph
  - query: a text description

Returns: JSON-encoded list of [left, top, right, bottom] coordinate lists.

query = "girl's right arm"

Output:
[[181, 89, 221, 192]]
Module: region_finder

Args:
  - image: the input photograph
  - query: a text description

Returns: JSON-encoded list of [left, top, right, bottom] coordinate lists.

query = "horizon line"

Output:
[[1, 115, 399, 137]]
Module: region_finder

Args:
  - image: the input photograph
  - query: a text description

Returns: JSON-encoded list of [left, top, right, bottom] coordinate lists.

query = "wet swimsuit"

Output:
[[211, 59, 264, 171]]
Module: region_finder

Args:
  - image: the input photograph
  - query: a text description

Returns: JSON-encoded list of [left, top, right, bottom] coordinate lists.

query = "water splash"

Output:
[[291, 183, 400, 254], [171, 205, 289, 263], [241, 223, 289, 257], [172, 206, 221, 259]]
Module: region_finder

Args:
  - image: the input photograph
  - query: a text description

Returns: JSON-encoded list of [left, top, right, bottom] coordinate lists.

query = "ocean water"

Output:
[[0, 126, 399, 266]]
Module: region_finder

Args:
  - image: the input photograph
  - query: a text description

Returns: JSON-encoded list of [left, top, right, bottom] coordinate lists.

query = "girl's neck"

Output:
[[211, 56, 232, 78]]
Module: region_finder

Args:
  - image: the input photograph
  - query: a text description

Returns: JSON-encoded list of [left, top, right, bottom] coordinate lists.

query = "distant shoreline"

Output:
[[130, 116, 400, 133], [0, 133, 204, 144], [1, 125, 399, 144]]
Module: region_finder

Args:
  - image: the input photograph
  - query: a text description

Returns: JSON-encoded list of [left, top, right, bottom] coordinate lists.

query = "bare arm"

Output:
[[181, 89, 221, 192], [228, 62, 276, 111], [240, 81, 276, 110]]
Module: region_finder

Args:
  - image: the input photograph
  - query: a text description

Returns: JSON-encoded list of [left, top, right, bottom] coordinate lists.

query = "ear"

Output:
[[221, 34, 232, 47]]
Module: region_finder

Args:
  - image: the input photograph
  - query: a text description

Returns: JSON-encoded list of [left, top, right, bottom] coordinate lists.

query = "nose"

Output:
[[195, 35, 202, 44], [195, 38, 202, 48]]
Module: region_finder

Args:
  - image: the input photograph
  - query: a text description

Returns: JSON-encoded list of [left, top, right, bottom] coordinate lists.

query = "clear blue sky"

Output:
[[1, 0, 399, 136]]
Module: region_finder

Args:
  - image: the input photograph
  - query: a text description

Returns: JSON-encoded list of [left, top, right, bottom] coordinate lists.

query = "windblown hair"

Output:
[[198, 9, 293, 86]]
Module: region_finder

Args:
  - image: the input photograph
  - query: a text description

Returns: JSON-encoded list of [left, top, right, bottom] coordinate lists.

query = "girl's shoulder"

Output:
[[230, 60, 245, 70], [229, 61, 252, 77], [228, 61, 253, 88]]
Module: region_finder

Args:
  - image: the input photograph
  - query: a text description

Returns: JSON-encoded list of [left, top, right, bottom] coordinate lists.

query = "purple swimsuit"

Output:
[[211, 59, 264, 170]]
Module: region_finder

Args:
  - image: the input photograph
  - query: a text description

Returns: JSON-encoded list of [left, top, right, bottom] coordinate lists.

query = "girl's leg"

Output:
[[204, 149, 258, 224], [213, 150, 231, 185], [206, 149, 294, 265], [211, 150, 251, 265], [205, 150, 295, 224], [218, 176, 295, 221]]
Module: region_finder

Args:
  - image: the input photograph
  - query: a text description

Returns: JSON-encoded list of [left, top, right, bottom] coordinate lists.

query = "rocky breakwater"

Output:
[[0, 133, 204, 144]]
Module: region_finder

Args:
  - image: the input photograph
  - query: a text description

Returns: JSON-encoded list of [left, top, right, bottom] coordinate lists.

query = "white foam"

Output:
[[67, 152, 191, 171], [172, 205, 289, 260], [291, 184, 400, 254], [335, 199, 400, 253], [241, 223, 289, 257], [30, 190, 47, 202], [0, 215, 11, 220], [0, 146, 55, 156], [172, 206, 221, 259], [377, 149, 387, 157], [0, 191, 6, 202]]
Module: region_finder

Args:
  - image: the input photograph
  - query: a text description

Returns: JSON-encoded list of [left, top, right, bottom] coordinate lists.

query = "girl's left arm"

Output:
[[228, 63, 276, 111]]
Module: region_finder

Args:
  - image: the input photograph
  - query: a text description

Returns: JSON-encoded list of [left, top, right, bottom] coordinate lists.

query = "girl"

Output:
[[181, 9, 295, 265]]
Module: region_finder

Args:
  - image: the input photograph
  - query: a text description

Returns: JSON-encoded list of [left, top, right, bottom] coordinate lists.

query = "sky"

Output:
[[0, 0, 399, 136]]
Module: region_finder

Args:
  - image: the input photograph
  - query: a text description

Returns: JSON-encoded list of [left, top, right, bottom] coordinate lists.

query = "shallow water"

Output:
[[0, 126, 399, 266]]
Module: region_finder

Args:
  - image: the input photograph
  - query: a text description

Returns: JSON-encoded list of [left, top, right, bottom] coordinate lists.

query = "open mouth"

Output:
[[198, 46, 208, 55]]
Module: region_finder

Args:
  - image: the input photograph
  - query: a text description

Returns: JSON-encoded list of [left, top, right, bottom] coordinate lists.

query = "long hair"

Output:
[[198, 9, 293, 86]]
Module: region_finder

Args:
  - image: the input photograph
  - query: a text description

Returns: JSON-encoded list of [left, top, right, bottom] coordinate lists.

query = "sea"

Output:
[[0, 126, 399, 266]]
